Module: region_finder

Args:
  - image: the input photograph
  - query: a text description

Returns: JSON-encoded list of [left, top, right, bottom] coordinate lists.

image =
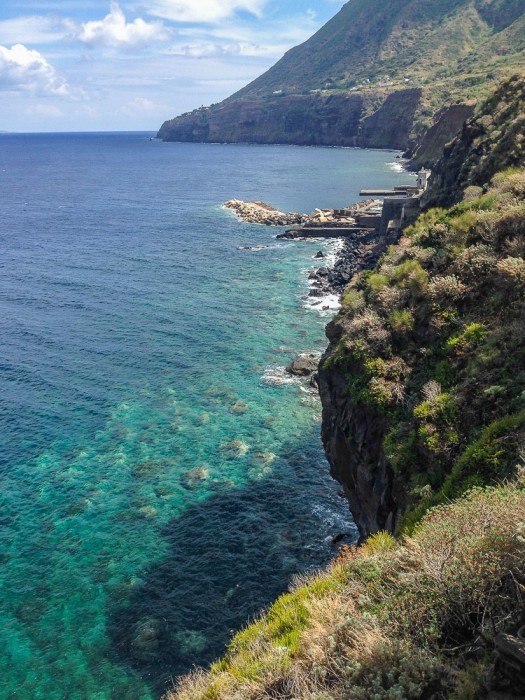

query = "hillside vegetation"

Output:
[[322, 166, 525, 535], [166, 478, 525, 699], [159, 0, 525, 149], [233, 0, 525, 102]]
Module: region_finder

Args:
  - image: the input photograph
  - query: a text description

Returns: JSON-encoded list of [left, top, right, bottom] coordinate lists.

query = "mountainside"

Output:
[[231, 0, 525, 98], [158, 0, 525, 154]]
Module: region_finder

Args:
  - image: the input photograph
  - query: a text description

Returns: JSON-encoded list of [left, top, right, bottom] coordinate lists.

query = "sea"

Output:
[[0, 133, 413, 699]]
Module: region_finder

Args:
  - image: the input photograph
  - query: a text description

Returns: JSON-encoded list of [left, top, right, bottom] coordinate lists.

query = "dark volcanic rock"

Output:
[[158, 90, 423, 151], [286, 354, 319, 377], [319, 351, 398, 540], [408, 102, 474, 169]]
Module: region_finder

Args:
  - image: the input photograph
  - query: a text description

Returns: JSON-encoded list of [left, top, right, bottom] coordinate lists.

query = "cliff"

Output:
[[319, 77, 525, 538], [158, 0, 525, 155], [157, 89, 422, 149], [425, 73, 525, 207]]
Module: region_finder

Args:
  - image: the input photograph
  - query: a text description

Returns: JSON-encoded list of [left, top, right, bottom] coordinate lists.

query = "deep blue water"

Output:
[[0, 133, 412, 699]]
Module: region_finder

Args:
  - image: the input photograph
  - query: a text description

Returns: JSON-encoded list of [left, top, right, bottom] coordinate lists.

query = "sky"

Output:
[[0, 0, 345, 132]]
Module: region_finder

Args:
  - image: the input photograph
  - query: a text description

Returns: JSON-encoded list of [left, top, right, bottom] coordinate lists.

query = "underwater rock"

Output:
[[219, 440, 249, 459], [138, 505, 158, 519], [196, 412, 210, 425], [180, 466, 210, 490], [131, 617, 165, 660], [252, 452, 276, 465], [230, 400, 249, 414]]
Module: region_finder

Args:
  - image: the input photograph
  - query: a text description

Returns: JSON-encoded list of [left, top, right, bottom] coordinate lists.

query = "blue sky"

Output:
[[0, 0, 345, 132]]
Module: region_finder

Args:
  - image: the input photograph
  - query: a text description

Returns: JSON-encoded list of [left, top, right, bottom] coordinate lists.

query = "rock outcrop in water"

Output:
[[224, 200, 307, 226]]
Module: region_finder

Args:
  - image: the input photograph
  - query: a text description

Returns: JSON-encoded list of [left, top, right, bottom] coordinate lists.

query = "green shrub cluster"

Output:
[[328, 168, 525, 524]]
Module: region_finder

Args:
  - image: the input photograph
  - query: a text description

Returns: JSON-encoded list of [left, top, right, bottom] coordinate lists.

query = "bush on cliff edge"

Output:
[[166, 474, 525, 699]]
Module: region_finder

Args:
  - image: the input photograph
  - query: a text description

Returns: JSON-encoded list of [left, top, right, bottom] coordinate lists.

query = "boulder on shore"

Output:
[[286, 354, 319, 377]]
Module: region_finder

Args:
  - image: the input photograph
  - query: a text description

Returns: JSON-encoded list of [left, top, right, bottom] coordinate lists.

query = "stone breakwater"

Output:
[[224, 199, 308, 226]]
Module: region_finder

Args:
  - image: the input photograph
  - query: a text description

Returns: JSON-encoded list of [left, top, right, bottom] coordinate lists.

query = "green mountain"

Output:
[[158, 0, 525, 155], [232, 0, 525, 97]]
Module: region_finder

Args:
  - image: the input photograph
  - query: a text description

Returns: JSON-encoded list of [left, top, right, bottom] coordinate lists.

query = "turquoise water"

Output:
[[0, 134, 412, 698]]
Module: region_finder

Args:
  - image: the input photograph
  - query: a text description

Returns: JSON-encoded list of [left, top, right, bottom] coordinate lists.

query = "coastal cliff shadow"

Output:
[[108, 446, 352, 697]]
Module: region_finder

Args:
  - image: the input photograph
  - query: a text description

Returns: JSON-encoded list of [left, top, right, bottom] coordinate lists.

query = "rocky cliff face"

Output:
[[319, 77, 525, 540], [425, 74, 525, 207], [408, 103, 475, 169], [319, 321, 398, 539], [158, 89, 422, 150]]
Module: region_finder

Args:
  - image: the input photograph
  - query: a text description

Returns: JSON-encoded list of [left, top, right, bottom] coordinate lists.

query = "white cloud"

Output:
[[124, 96, 158, 112], [0, 15, 73, 45], [173, 8, 323, 62], [77, 2, 171, 49], [0, 43, 69, 95], [170, 41, 272, 58], [147, 0, 266, 23]]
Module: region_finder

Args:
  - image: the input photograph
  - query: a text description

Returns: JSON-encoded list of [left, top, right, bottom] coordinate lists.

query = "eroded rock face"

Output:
[[318, 328, 398, 540], [158, 90, 423, 151], [424, 75, 525, 207], [408, 103, 474, 169]]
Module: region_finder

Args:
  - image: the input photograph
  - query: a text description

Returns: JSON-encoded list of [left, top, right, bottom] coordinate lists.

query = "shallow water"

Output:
[[0, 134, 413, 698]]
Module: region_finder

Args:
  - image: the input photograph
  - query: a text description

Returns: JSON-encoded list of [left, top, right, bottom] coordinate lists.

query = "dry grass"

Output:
[[164, 478, 525, 700]]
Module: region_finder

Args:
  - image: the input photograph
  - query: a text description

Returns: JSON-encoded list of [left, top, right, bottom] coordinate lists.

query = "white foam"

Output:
[[237, 243, 285, 252], [387, 161, 406, 173], [261, 366, 298, 386], [303, 293, 341, 314], [311, 502, 358, 534]]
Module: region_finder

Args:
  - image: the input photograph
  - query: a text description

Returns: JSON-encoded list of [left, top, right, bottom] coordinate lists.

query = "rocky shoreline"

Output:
[[285, 225, 399, 386], [307, 226, 397, 300]]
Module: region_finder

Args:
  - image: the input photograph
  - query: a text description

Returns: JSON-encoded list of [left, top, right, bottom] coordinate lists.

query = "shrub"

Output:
[[463, 186, 484, 201], [361, 531, 398, 555], [388, 309, 415, 333], [441, 412, 525, 498], [496, 256, 525, 288], [427, 275, 468, 305], [375, 285, 408, 313], [342, 288, 365, 312], [390, 260, 429, 298], [367, 273, 390, 294], [348, 309, 391, 353], [452, 243, 497, 282], [445, 323, 489, 355]]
